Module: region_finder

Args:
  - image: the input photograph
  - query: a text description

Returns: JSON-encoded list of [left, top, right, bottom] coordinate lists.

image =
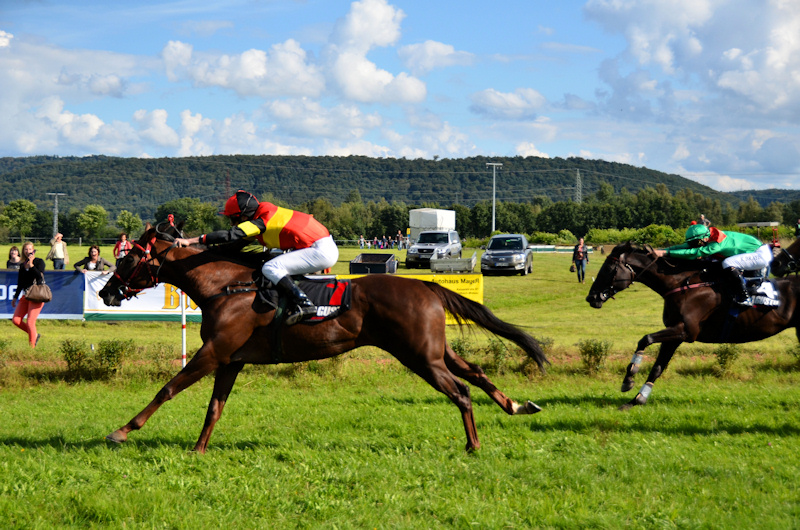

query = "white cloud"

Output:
[[325, 0, 426, 103], [398, 40, 474, 75], [0, 30, 13, 47], [162, 39, 325, 98], [470, 88, 546, 120], [265, 98, 382, 140], [133, 109, 180, 147], [515, 142, 550, 158], [329, 0, 404, 53]]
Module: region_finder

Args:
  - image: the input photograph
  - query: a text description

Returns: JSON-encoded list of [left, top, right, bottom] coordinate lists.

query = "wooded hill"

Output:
[[0, 154, 748, 219]]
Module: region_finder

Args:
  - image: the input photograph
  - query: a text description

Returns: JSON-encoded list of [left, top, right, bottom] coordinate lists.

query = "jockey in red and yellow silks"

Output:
[[176, 190, 338, 324]]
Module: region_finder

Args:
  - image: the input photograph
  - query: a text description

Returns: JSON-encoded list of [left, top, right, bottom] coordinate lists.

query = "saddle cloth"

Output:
[[259, 277, 352, 322], [745, 278, 780, 307]]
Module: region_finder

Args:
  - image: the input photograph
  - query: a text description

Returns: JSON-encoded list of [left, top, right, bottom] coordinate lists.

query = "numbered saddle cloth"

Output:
[[747, 279, 780, 307], [300, 278, 352, 321]]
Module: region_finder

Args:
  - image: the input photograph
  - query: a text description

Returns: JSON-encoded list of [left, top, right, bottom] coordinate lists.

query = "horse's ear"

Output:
[[137, 224, 154, 244], [176, 220, 185, 231]]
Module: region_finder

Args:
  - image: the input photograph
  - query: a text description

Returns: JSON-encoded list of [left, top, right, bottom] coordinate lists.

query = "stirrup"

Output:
[[284, 303, 317, 325]]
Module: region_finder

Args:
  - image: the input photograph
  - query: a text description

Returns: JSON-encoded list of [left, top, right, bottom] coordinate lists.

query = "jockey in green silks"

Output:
[[653, 222, 773, 306]]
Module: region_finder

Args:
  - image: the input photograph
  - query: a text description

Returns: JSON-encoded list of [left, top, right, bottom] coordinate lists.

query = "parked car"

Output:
[[405, 230, 462, 269], [480, 234, 533, 275]]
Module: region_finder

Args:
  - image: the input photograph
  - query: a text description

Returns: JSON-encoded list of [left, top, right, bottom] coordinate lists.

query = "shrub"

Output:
[[61, 338, 134, 380], [484, 338, 511, 375], [788, 344, 800, 364], [61, 339, 90, 377], [450, 336, 478, 359], [633, 225, 683, 247], [96, 339, 134, 376], [578, 339, 611, 374], [714, 344, 741, 373]]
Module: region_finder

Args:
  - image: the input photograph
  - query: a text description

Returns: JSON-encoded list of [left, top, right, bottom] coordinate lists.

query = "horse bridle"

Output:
[[596, 249, 659, 302], [775, 247, 800, 275], [112, 219, 183, 300]]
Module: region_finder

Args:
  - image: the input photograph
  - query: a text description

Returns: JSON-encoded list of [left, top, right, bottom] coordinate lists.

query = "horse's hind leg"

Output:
[[193, 361, 244, 454], [106, 348, 219, 445], [407, 358, 481, 451], [444, 344, 541, 415]]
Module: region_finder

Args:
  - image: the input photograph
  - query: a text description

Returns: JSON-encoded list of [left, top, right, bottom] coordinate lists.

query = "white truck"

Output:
[[408, 208, 456, 241]]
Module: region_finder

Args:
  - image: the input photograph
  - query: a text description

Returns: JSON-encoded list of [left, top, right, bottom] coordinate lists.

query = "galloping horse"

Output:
[[771, 237, 800, 276], [586, 242, 800, 410], [99, 223, 548, 453]]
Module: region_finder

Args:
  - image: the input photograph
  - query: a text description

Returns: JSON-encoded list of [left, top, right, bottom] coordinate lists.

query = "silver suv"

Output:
[[405, 230, 462, 269]]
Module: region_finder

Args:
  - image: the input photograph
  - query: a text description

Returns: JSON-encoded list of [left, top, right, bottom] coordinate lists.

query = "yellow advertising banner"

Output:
[[338, 273, 483, 324]]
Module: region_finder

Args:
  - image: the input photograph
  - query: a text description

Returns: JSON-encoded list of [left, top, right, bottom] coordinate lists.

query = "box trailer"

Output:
[[408, 208, 456, 241]]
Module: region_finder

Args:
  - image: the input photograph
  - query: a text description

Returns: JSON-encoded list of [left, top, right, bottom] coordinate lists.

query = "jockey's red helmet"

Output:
[[222, 190, 259, 220]]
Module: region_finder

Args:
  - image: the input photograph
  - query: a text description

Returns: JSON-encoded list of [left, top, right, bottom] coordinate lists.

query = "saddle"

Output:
[[255, 274, 353, 323]]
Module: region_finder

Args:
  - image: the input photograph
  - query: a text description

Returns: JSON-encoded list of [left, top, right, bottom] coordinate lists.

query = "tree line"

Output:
[[2, 181, 798, 245]]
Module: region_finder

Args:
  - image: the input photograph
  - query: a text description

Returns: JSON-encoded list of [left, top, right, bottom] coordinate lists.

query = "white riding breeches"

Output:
[[721, 244, 773, 271], [261, 235, 339, 284]]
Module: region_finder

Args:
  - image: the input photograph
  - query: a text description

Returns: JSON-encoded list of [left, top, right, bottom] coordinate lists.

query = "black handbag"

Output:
[[25, 280, 52, 303], [569, 264, 576, 273]]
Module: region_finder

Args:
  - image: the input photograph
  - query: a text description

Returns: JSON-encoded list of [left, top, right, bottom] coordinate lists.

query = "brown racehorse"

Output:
[[771, 237, 800, 276], [586, 242, 800, 410], [99, 222, 548, 453]]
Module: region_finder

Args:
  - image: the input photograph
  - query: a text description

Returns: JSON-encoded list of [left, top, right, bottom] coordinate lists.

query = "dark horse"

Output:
[[771, 237, 800, 277], [586, 242, 800, 410], [99, 223, 548, 453]]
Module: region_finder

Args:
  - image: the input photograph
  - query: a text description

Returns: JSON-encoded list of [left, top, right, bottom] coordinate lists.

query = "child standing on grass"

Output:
[[11, 241, 46, 347]]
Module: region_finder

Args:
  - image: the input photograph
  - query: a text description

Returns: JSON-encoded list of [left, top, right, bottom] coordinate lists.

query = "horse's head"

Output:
[[771, 238, 800, 277], [99, 220, 185, 306], [586, 242, 655, 308]]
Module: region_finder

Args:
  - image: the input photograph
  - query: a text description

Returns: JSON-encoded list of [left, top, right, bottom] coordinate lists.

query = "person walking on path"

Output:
[[11, 241, 46, 347], [572, 237, 589, 284]]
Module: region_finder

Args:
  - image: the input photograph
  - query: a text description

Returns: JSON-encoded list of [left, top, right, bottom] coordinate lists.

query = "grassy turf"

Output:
[[1, 247, 799, 527]]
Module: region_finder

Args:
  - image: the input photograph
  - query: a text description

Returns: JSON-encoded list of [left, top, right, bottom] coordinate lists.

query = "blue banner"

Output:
[[0, 270, 85, 320]]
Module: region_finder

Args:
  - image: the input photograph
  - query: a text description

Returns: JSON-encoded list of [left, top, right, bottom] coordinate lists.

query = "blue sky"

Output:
[[2, 0, 800, 192]]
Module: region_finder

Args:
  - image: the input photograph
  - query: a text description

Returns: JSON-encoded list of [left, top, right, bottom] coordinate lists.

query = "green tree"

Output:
[[0, 199, 37, 241], [185, 203, 223, 236], [116, 210, 144, 239], [77, 204, 109, 243]]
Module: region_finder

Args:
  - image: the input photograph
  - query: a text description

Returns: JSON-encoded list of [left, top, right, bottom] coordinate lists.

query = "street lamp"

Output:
[[486, 162, 502, 233]]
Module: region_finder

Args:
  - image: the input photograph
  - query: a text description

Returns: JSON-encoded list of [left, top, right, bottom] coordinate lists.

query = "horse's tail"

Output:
[[423, 281, 549, 370]]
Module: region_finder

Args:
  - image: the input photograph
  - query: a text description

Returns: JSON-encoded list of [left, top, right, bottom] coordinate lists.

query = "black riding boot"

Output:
[[724, 266, 750, 306], [277, 276, 317, 325]]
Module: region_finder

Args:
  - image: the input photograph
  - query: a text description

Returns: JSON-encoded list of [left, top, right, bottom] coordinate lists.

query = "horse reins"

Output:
[[113, 218, 182, 300]]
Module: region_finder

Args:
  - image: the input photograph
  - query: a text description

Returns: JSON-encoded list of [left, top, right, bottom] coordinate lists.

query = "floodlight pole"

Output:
[[486, 163, 502, 233], [46, 193, 66, 237]]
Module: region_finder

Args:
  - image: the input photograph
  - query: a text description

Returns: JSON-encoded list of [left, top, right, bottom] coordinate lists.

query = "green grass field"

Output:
[[1, 247, 800, 527]]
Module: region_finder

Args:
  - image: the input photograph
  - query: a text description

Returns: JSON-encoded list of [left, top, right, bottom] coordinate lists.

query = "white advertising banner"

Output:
[[83, 272, 202, 321]]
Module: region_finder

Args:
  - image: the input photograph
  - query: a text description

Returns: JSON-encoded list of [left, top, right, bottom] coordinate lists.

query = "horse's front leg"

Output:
[[106, 345, 219, 445], [621, 324, 688, 392], [193, 361, 244, 454], [620, 341, 681, 411]]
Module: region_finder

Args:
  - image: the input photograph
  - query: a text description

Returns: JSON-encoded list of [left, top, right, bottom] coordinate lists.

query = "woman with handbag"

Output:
[[11, 241, 47, 348]]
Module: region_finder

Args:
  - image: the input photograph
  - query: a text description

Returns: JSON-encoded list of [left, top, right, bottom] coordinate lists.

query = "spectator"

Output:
[[74, 245, 116, 274], [6, 246, 22, 270], [113, 233, 133, 266], [46, 232, 69, 270], [397, 230, 404, 250], [572, 237, 589, 284], [11, 241, 45, 348], [359, 235, 365, 249], [699, 214, 711, 227], [795, 219, 800, 239]]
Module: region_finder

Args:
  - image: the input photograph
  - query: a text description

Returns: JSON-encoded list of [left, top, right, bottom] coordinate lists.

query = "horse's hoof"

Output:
[[106, 430, 127, 444], [621, 379, 635, 392], [525, 401, 542, 414]]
